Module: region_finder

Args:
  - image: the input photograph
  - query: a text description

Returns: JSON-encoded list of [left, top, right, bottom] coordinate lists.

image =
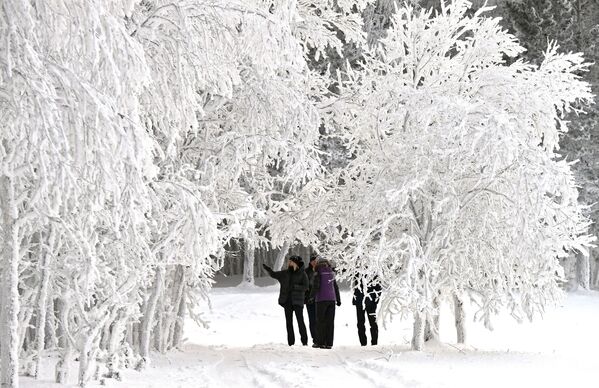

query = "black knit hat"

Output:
[[289, 255, 304, 267], [309, 253, 319, 262]]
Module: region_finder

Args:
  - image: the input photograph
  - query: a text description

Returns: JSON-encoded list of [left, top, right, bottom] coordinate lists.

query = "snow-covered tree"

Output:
[[1, 1, 155, 385], [502, 0, 599, 289], [306, 0, 594, 350], [1, 0, 323, 385]]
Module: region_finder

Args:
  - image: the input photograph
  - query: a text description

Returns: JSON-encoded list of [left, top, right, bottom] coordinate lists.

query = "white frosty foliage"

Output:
[[293, 0, 377, 59], [0, 0, 595, 386], [1, 0, 321, 385], [306, 0, 594, 350]]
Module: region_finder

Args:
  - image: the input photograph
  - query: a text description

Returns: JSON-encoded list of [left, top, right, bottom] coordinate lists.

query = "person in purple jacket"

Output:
[[310, 258, 341, 349]]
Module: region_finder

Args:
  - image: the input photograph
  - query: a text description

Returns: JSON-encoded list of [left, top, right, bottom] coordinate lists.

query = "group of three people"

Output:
[[263, 254, 380, 349]]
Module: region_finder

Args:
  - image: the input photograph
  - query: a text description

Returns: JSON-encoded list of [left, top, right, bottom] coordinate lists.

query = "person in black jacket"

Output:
[[263, 256, 309, 346], [352, 274, 381, 346], [304, 253, 318, 343]]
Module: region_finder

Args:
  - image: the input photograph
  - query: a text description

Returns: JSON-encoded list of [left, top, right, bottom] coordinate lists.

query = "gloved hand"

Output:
[[336, 300, 341, 307]]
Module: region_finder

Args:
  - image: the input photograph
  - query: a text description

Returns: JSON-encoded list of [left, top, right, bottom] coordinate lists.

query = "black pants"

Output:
[[316, 301, 336, 347], [306, 303, 316, 342], [284, 304, 308, 346], [356, 302, 378, 345]]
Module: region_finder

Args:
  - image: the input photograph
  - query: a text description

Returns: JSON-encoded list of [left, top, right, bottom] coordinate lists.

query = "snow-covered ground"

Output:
[[25, 276, 598, 388]]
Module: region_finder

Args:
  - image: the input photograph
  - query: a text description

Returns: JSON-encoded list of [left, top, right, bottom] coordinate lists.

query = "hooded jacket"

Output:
[[311, 264, 341, 303]]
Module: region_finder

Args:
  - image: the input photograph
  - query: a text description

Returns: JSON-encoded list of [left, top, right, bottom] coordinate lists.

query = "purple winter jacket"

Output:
[[312, 267, 341, 303]]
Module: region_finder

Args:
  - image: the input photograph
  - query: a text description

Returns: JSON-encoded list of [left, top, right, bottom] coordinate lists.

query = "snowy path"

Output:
[[24, 280, 599, 387], [117, 341, 591, 388]]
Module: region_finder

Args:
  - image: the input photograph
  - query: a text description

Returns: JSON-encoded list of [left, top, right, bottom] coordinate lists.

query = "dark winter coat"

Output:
[[352, 276, 381, 309], [311, 266, 341, 304], [264, 264, 309, 307], [305, 266, 316, 304]]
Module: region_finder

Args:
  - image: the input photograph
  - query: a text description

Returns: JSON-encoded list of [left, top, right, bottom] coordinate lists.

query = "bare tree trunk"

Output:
[[1, 175, 20, 388], [454, 294, 466, 344], [105, 310, 127, 380], [236, 240, 243, 275], [99, 308, 119, 353], [411, 312, 425, 351], [257, 248, 265, 277], [242, 241, 255, 285], [55, 344, 73, 384], [154, 297, 164, 353], [139, 266, 164, 366], [99, 319, 111, 352], [78, 335, 94, 387], [46, 299, 58, 350], [125, 323, 133, 349], [108, 315, 126, 377], [274, 241, 290, 271], [228, 254, 235, 276], [108, 313, 126, 354], [424, 318, 432, 342], [575, 252, 591, 290], [78, 318, 108, 388], [75, 296, 115, 387], [163, 269, 177, 350], [55, 298, 72, 384], [131, 322, 140, 350], [424, 297, 440, 342], [592, 249, 599, 289], [33, 228, 54, 378], [166, 266, 186, 350], [172, 284, 186, 349], [424, 316, 439, 342], [17, 294, 33, 356]]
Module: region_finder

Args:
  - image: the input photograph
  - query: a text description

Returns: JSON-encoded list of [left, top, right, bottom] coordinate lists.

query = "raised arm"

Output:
[[262, 264, 284, 280]]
